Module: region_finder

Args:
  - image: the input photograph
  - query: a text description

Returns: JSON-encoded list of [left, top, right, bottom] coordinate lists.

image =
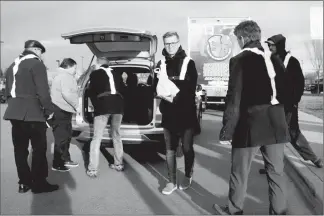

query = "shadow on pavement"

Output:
[[29, 129, 76, 215], [100, 146, 174, 215]]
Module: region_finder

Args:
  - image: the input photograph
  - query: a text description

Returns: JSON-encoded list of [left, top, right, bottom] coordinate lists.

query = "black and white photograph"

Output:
[[0, 1, 323, 215]]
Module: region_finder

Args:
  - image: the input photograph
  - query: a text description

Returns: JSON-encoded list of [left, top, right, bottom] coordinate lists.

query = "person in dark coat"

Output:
[[259, 34, 323, 170], [3, 40, 59, 194], [86, 57, 126, 177], [154, 31, 199, 195], [213, 21, 290, 215]]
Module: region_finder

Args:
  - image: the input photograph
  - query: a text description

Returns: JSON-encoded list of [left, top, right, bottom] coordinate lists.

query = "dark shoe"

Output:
[[32, 182, 59, 194], [213, 204, 243, 215], [52, 165, 70, 172], [109, 164, 125, 172], [313, 158, 323, 168], [259, 168, 266, 174], [65, 160, 79, 168], [179, 176, 192, 190], [18, 184, 31, 193]]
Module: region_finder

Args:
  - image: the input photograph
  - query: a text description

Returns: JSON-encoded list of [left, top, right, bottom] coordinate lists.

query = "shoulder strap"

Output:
[[99, 67, 116, 94], [283, 53, 292, 68], [11, 54, 40, 98], [179, 56, 191, 80]]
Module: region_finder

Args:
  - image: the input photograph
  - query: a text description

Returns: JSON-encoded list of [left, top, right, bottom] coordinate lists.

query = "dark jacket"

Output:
[[155, 47, 199, 133], [3, 50, 54, 122], [267, 34, 305, 107], [219, 41, 290, 148], [88, 64, 124, 116]]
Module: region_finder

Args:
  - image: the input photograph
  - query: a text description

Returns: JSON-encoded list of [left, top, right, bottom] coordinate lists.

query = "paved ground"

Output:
[[0, 104, 317, 215]]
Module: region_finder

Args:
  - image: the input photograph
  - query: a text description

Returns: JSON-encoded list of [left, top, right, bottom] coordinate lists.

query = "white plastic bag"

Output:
[[155, 61, 179, 103]]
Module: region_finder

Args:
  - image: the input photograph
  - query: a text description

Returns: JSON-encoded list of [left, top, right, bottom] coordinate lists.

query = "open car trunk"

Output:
[[83, 66, 155, 127]]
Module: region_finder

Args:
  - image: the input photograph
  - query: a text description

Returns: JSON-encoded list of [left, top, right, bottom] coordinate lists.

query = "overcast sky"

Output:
[[1, 1, 323, 73]]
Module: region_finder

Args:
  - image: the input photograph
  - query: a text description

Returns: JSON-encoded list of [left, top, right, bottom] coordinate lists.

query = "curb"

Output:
[[284, 144, 323, 215]]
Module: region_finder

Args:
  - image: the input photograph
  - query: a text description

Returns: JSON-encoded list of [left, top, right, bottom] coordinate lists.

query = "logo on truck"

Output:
[[206, 34, 233, 61]]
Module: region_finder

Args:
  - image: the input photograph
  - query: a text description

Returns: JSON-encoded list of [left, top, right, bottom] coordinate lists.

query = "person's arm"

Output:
[[88, 72, 98, 108], [31, 61, 54, 117], [173, 60, 198, 103], [219, 57, 243, 141], [4, 65, 13, 101], [291, 58, 305, 105], [61, 75, 79, 111]]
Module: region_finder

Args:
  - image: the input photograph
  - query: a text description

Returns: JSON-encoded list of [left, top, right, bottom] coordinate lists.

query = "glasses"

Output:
[[164, 41, 179, 47]]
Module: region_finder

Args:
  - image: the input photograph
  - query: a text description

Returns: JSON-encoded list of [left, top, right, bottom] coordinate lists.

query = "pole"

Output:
[[81, 56, 84, 72]]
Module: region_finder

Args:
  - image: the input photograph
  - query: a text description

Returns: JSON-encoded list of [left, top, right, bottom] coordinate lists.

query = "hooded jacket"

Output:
[[266, 34, 305, 106], [155, 46, 199, 132]]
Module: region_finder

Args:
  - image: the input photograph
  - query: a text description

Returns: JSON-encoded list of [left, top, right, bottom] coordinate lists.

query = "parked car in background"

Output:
[[310, 78, 323, 94]]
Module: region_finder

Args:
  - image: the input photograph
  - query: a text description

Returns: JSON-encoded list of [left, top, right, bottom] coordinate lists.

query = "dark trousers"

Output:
[[228, 144, 287, 215], [164, 128, 195, 184], [286, 106, 317, 162], [52, 105, 73, 167], [10, 120, 48, 185]]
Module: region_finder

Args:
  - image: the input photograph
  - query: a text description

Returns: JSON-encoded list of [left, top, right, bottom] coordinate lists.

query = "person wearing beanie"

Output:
[[3, 40, 59, 194], [261, 34, 323, 170]]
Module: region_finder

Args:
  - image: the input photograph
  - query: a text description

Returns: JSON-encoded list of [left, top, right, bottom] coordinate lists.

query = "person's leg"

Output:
[[87, 114, 109, 176], [260, 144, 287, 215], [109, 114, 124, 171], [30, 121, 59, 193], [179, 128, 195, 190], [62, 113, 79, 167], [213, 147, 258, 215], [52, 121, 71, 171], [162, 128, 179, 195], [11, 120, 33, 192], [288, 107, 319, 164]]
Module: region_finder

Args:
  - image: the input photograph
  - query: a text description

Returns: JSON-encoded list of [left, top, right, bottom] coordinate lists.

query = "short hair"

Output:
[[163, 31, 180, 40], [59, 58, 77, 69], [234, 20, 261, 42]]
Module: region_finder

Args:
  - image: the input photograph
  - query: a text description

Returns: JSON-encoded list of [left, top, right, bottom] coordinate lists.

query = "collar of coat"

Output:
[[162, 46, 187, 61]]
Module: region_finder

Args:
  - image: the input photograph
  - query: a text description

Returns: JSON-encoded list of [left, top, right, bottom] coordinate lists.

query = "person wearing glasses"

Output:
[[154, 31, 199, 195], [257, 34, 323, 172]]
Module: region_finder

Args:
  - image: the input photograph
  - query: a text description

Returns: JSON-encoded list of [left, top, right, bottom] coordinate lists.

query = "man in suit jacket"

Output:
[[3, 40, 59, 194], [86, 57, 126, 177], [213, 21, 290, 215]]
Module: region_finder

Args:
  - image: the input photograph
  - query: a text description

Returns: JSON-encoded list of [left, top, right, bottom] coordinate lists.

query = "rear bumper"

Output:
[[72, 122, 164, 144]]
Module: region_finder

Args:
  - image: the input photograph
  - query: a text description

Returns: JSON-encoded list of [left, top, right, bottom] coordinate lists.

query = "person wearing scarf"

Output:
[[154, 31, 199, 195], [50, 58, 79, 172], [213, 21, 290, 215], [3, 40, 59, 194], [261, 34, 323, 170]]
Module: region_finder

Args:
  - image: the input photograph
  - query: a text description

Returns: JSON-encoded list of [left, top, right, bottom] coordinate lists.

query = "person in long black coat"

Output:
[[154, 31, 199, 195], [213, 21, 290, 215], [3, 40, 59, 194], [261, 34, 323, 169]]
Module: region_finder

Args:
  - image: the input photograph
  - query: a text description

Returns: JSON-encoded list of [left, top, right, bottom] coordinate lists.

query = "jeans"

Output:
[[164, 128, 195, 184], [10, 120, 48, 185], [52, 105, 73, 166], [228, 144, 287, 215], [88, 114, 123, 171], [286, 106, 317, 162]]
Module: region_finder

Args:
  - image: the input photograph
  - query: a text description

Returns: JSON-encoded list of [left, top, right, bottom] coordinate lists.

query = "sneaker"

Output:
[[213, 204, 243, 215], [109, 164, 125, 172], [312, 158, 323, 168], [179, 176, 192, 190], [65, 160, 79, 168], [52, 165, 70, 172], [162, 183, 177, 195]]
